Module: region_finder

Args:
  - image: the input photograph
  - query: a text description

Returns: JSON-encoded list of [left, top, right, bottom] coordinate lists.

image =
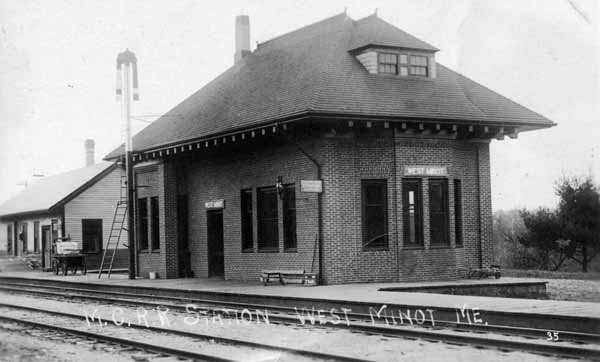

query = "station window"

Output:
[[409, 55, 428, 77], [137, 198, 148, 250], [34, 221, 40, 253], [454, 179, 463, 246], [362, 179, 388, 250], [429, 179, 450, 245], [378, 53, 398, 74], [283, 184, 297, 251], [7, 224, 12, 254], [257, 186, 279, 251], [241, 189, 253, 251], [402, 179, 423, 246], [150, 196, 160, 250]]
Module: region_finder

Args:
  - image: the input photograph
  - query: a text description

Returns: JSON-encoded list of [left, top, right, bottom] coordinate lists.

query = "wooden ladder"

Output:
[[98, 168, 129, 278]]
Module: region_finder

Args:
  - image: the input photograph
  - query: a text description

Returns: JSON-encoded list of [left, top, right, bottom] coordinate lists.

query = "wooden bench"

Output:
[[469, 264, 501, 279], [261, 269, 305, 285]]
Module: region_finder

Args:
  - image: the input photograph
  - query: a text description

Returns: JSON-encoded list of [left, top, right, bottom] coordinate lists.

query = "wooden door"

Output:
[[41, 226, 51, 270], [206, 210, 224, 277]]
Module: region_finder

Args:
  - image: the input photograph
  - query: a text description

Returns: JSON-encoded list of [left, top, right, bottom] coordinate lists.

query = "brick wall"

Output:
[[183, 139, 320, 281], [135, 127, 492, 284], [320, 128, 487, 283]]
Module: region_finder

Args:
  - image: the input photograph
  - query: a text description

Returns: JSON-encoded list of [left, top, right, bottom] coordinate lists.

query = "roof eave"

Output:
[[110, 111, 555, 160], [349, 43, 439, 54]]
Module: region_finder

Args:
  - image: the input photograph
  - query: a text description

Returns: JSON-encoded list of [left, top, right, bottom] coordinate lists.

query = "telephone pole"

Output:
[[116, 49, 139, 279]]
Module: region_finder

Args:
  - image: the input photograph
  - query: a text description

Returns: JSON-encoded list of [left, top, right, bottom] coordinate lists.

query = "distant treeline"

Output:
[[493, 176, 600, 273]]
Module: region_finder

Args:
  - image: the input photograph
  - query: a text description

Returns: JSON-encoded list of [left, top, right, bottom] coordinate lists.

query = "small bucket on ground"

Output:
[[303, 272, 318, 286], [148, 271, 158, 279]]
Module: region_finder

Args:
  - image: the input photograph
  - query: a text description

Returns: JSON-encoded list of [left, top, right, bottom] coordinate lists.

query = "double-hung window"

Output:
[[138, 198, 149, 250], [409, 55, 428, 76], [402, 179, 424, 246], [378, 53, 398, 74], [257, 186, 279, 251], [429, 179, 450, 245], [454, 179, 463, 246], [362, 179, 388, 249], [150, 196, 160, 250], [241, 189, 253, 251], [283, 184, 297, 251]]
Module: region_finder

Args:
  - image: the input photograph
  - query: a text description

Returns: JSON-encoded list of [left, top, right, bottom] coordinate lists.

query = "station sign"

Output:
[[205, 199, 225, 209], [404, 165, 448, 177], [301, 180, 323, 193]]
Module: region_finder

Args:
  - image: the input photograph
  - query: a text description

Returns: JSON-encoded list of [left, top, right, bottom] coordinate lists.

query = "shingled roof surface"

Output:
[[0, 162, 115, 218], [106, 13, 553, 158]]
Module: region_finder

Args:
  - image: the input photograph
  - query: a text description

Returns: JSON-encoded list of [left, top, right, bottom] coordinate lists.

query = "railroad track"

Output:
[[0, 303, 370, 362], [0, 280, 598, 361]]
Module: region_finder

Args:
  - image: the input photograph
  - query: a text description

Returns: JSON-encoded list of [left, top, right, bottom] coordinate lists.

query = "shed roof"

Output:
[[106, 13, 553, 159], [0, 161, 117, 218]]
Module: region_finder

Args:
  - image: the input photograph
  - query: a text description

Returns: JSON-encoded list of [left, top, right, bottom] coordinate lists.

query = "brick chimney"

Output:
[[84, 139, 95, 166], [234, 15, 251, 64]]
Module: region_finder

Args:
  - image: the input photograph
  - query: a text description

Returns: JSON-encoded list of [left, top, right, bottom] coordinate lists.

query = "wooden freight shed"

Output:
[[105, 13, 554, 284], [0, 159, 128, 273]]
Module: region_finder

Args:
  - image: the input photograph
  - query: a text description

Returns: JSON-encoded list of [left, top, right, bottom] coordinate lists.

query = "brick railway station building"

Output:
[[107, 13, 554, 284]]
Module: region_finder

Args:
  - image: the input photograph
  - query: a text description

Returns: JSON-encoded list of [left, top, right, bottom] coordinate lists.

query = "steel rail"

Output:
[[0, 302, 374, 362], [1, 276, 596, 335], [0, 287, 598, 360], [0, 282, 598, 345], [0, 314, 235, 362]]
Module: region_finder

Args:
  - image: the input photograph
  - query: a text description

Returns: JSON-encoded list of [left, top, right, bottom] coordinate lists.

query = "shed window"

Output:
[[34, 221, 40, 253], [51, 219, 58, 242], [20, 222, 28, 253], [362, 179, 388, 249], [378, 53, 398, 74], [403, 179, 423, 246], [82, 219, 103, 253], [454, 179, 463, 246], [151, 196, 160, 250], [409, 55, 428, 76], [283, 184, 297, 250], [138, 198, 148, 250], [429, 179, 450, 245], [7, 224, 12, 254], [257, 186, 279, 251], [241, 189, 253, 251]]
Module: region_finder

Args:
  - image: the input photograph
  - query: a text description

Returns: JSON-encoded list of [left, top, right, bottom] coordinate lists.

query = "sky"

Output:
[[0, 0, 598, 211]]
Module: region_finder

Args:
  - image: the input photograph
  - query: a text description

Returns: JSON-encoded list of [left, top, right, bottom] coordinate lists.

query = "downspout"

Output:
[[393, 127, 400, 281], [281, 128, 323, 284], [476, 146, 483, 268]]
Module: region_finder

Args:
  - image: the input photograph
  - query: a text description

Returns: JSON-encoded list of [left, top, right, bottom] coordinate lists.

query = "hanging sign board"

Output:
[[205, 199, 225, 210], [404, 165, 448, 177], [301, 180, 323, 193]]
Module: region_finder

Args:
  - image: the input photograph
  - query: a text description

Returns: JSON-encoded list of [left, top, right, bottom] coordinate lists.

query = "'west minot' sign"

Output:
[[404, 165, 448, 177], [205, 199, 225, 209]]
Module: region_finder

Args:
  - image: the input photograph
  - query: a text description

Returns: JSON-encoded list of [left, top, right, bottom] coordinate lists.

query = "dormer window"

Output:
[[356, 49, 435, 78], [378, 53, 398, 74], [377, 52, 429, 77], [409, 55, 428, 76]]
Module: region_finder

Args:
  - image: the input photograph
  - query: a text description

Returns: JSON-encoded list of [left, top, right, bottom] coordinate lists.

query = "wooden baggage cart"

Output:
[[52, 239, 86, 276]]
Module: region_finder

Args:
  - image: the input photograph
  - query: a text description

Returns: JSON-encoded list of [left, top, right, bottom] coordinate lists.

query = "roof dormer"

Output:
[[355, 48, 437, 78], [349, 14, 438, 79]]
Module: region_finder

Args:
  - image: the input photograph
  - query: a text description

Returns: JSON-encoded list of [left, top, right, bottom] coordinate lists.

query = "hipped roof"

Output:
[[106, 13, 553, 159]]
